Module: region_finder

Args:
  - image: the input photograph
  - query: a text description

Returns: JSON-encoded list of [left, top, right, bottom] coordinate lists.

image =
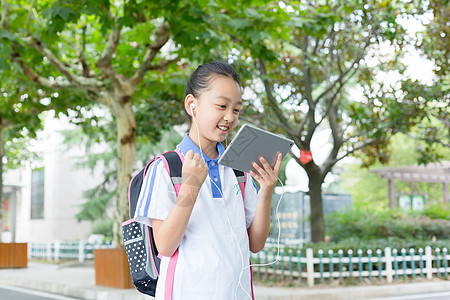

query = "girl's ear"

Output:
[[184, 94, 196, 116]]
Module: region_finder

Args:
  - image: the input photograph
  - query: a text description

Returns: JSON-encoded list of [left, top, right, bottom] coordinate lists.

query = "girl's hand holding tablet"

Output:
[[249, 152, 282, 197]]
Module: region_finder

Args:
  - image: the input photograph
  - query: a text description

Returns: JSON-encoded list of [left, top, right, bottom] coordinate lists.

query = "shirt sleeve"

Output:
[[243, 172, 258, 228], [133, 158, 177, 227]]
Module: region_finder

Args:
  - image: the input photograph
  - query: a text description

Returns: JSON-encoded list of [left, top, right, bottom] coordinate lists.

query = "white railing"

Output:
[[28, 241, 114, 263], [29, 241, 450, 287], [251, 245, 450, 286]]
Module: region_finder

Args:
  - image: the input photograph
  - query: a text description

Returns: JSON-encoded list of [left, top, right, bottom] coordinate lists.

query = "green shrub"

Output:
[[419, 203, 450, 220], [91, 218, 113, 240], [325, 208, 450, 241]]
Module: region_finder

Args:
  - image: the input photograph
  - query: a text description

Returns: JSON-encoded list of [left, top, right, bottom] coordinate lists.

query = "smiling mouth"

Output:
[[218, 126, 229, 132]]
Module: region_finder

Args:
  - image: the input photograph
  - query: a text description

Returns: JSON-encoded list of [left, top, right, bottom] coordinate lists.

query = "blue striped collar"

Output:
[[177, 133, 225, 162]]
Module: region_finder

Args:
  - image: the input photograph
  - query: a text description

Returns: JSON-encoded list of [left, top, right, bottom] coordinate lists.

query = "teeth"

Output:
[[218, 126, 228, 131]]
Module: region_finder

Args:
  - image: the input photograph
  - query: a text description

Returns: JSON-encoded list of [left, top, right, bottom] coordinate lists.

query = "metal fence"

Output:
[[251, 245, 450, 286], [28, 241, 114, 263]]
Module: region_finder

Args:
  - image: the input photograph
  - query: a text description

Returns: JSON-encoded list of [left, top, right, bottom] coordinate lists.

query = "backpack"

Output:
[[122, 149, 247, 297]]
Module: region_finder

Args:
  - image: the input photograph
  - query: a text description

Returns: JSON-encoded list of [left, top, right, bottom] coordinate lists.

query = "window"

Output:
[[31, 168, 45, 219]]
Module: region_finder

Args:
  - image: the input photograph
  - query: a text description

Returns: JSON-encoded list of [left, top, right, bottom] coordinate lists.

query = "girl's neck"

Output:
[[189, 131, 219, 160]]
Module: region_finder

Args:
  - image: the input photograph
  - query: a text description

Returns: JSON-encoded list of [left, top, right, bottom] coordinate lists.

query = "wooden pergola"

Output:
[[372, 161, 450, 209]]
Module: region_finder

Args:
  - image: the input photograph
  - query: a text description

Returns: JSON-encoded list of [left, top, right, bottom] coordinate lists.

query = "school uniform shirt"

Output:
[[134, 134, 259, 300]]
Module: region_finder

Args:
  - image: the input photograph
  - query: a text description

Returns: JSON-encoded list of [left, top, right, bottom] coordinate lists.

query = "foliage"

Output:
[[0, 76, 48, 169], [3, 132, 41, 170], [325, 208, 450, 242], [394, 0, 450, 163], [418, 203, 450, 221], [91, 218, 114, 240], [229, 0, 448, 242], [340, 163, 388, 211], [135, 127, 184, 167], [69, 126, 182, 224], [340, 133, 450, 210], [0, 0, 249, 246]]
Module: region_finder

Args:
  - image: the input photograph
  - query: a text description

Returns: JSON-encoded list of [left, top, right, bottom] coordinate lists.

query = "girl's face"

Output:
[[190, 75, 242, 145]]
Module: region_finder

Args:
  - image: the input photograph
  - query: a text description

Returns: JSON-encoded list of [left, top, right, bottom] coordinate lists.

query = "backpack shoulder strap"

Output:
[[161, 150, 183, 196], [233, 169, 246, 200], [159, 151, 246, 200], [128, 156, 160, 219]]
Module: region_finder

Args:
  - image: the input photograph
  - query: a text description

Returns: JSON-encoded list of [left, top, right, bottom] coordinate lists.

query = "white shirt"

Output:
[[134, 136, 258, 299]]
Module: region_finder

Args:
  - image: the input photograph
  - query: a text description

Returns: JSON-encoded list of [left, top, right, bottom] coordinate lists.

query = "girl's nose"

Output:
[[224, 110, 234, 122]]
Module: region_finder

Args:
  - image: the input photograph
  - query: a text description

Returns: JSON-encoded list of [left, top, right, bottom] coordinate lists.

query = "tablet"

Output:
[[218, 124, 294, 173]]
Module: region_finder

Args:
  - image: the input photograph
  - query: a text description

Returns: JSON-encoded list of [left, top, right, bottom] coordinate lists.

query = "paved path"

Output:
[[0, 262, 448, 300], [0, 286, 81, 300], [366, 291, 450, 300]]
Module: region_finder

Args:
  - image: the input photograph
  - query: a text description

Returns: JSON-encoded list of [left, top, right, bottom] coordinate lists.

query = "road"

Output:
[[366, 291, 450, 300], [1, 285, 449, 300], [0, 286, 81, 300]]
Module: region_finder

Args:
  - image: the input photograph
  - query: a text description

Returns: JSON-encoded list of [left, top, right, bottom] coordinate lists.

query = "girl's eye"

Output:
[[234, 109, 240, 113], [218, 105, 226, 109]]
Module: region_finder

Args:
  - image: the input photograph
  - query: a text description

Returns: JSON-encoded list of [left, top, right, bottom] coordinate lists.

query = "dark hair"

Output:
[[184, 61, 241, 125]]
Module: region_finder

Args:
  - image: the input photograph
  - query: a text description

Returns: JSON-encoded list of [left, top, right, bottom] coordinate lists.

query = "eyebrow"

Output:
[[217, 95, 242, 105]]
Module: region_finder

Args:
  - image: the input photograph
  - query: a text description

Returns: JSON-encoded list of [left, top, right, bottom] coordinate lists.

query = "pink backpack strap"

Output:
[[172, 149, 184, 194], [235, 171, 247, 201], [165, 249, 179, 300], [160, 149, 184, 300]]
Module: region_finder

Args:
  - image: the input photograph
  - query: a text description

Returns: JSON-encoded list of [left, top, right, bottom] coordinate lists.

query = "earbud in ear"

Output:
[[190, 103, 195, 114]]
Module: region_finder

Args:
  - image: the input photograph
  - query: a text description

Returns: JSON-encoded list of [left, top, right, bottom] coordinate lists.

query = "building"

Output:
[[2, 113, 103, 243]]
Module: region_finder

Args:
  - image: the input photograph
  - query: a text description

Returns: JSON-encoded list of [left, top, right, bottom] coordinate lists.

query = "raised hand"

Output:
[[178, 150, 209, 205]]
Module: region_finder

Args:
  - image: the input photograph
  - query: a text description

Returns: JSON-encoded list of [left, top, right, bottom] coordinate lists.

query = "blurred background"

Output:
[[0, 0, 448, 291]]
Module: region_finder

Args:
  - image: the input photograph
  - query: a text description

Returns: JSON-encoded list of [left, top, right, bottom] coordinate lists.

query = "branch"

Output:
[[321, 110, 344, 176], [96, 18, 121, 83], [147, 57, 179, 72], [25, 36, 102, 88], [16, 57, 75, 89], [79, 24, 91, 77], [316, 66, 359, 128], [27, 0, 35, 34], [297, 36, 317, 142], [315, 54, 364, 106], [404, 132, 450, 148], [335, 137, 378, 163], [314, 32, 373, 105], [311, 36, 320, 56], [301, 36, 314, 104], [257, 58, 298, 138], [1, 0, 8, 30], [129, 22, 170, 88]]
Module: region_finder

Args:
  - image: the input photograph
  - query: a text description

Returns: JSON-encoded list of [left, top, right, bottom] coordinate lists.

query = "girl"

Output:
[[134, 61, 281, 299]]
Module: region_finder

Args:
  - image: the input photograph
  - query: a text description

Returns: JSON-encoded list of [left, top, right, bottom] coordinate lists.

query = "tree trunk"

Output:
[[110, 97, 136, 248], [307, 165, 325, 243]]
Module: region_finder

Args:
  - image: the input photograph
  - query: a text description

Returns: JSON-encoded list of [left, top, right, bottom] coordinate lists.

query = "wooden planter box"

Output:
[[94, 248, 133, 289], [0, 243, 28, 269]]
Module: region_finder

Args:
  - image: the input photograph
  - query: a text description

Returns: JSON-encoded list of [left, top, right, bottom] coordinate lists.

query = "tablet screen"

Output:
[[218, 124, 294, 173]]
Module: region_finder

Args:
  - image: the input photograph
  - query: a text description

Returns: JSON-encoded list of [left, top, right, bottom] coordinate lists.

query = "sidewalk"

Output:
[[0, 262, 449, 300]]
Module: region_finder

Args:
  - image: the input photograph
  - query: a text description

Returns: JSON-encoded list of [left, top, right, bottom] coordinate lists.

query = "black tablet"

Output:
[[218, 124, 294, 173]]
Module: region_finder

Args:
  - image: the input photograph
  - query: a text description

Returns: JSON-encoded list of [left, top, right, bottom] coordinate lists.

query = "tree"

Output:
[[0, 0, 238, 246], [233, 0, 445, 242]]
